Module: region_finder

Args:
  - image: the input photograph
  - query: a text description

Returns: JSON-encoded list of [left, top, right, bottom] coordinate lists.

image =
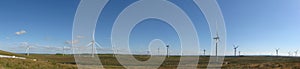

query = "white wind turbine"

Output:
[[21, 42, 32, 56], [238, 51, 241, 56], [112, 44, 125, 57], [62, 46, 71, 56], [213, 23, 220, 57], [87, 31, 102, 57], [25, 45, 31, 56], [288, 51, 292, 56], [295, 50, 298, 56]]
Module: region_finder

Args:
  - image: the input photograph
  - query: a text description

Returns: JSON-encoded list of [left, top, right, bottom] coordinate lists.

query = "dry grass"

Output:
[[0, 58, 76, 69], [1, 50, 300, 69], [29, 55, 300, 69]]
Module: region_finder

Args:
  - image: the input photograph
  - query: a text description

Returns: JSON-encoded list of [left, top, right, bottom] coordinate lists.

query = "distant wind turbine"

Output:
[[166, 45, 170, 57], [86, 30, 102, 57], [233, 45, 239, 56], [275, 48, 280, 56], [21, 42, 31, 56], [146, 50, 150, 55], [62, 46, 71, 56], [213, 21, 220, 57], [87, 40, 102, 57], [203, 49, 206, 56], [295, 50, 298, 56], [288, 51, 292, 56], [26, 45, 31, 56], [238, 51, 241, 56], [213, 32, 220, 57]]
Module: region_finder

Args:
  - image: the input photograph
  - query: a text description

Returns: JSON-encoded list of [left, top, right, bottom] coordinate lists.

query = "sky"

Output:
[[0, 0, 300, 56]]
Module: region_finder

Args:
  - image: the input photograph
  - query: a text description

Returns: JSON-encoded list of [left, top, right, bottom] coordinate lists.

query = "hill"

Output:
[[0, 50, 27, 57]]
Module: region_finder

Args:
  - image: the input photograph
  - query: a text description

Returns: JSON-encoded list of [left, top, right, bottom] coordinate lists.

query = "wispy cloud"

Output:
[[15, 30, 26, 35], [19, 42, 29, 46], [76, 35, 85, 39], [65, 40, 80, 44]]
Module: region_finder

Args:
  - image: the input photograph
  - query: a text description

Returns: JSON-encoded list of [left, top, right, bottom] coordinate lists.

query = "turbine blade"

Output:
[[86, 42, 92, 47], [95, 42, 102, 48]]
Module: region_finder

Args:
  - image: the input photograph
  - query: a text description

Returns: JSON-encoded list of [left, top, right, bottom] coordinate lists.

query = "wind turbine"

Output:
[[238, 51, 241, 56], [146, 50, 150, 55], [233, 45, 239, 56], [112, 44, 126, 57], [213, 21, 220, 57], [63, 46, 66, 56], [112, 46, 116, 57], [288, 51, 292, 56], [203, 49, 206, 56], [86, 30, 103, 57], [21, 42, 31, 56], [166, 45, 170, 57], [62, 46, 71, 56], [275, 48, 280, 56], [87, 40, 102, 57], [25, 45, 31, 56], [213, 32, 220, 57], [295, 50, 298, 56]]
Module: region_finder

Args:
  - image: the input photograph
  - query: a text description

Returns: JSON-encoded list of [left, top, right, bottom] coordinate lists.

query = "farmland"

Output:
[[1, 50, 300, 69]]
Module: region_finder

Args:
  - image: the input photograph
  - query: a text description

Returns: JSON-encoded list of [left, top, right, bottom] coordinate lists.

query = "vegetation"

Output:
[[1, 50, 300, 69], [0, 58, 76, 69], [0, 50, 76, 69], [0, 50, 32, 58], [29, 55, 300, 69]]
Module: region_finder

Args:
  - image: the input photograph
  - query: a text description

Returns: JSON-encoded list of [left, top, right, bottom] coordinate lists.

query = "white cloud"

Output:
[[43, 46, 62, 51], [15, 30, 26, 35], [20, 42, 29, 46], [76, 35, 85, 39], [65, 40, 80, 44]]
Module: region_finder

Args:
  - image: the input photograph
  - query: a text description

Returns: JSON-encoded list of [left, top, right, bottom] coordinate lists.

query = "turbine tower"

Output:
[[62, 46, 71, 56], [203, 49, 206, 56], [25, 45, 31, 56], [233, 45, 239, 56], [166, 45, 169, 57], [288, 51, 292, 56], [146, 50, 150, 55], [238, 51, 241, 56], [63, 46, 66, 56], [86, 30, 102, 57], [295, 50, 298, 56], [213, 21, 220, 57], [112, 44, 126, 57], [87, 40, 102, 57], [275, 48, 280, 56], [213, 33, 220, 57]]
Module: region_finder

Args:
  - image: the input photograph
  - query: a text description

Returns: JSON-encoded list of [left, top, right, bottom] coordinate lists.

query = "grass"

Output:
[[1, 50, 300, 69], [0, 58, 76, 69], [0, 50, 33, 58], [0, 50, 76, 69], [29, 55, 300, 69]]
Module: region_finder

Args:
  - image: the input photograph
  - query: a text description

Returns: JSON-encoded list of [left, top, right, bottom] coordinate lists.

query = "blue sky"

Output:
[[0, 0, 300, 56]]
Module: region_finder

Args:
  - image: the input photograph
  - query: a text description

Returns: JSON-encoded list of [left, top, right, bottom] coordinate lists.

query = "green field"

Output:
[[1, 50, 300, 69]]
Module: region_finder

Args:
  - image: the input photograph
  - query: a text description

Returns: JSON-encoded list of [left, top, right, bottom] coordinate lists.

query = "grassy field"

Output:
[[1, 50, 300, 69], [0, 50, 77, 69], [30, 54, 300, 69]]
